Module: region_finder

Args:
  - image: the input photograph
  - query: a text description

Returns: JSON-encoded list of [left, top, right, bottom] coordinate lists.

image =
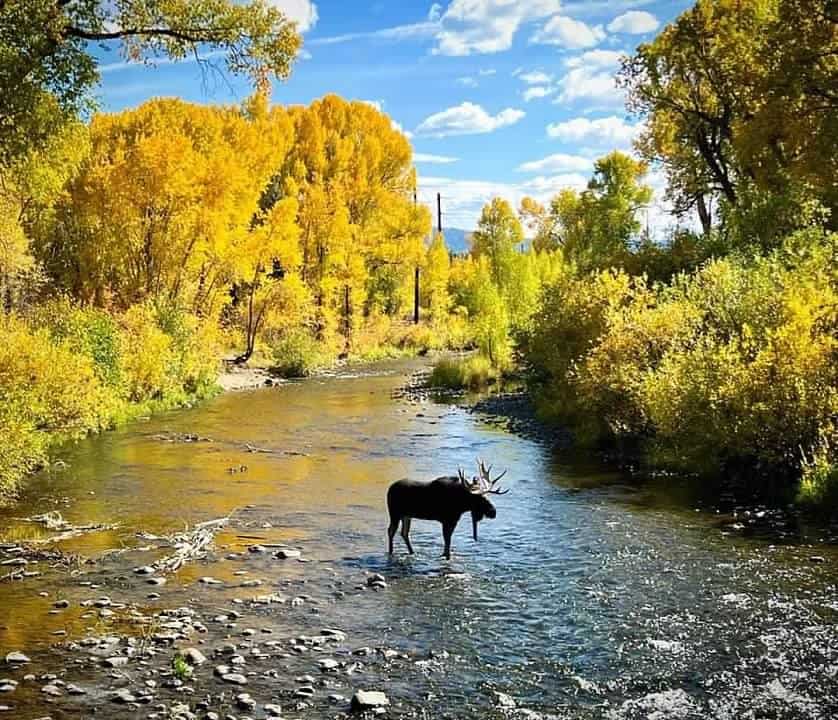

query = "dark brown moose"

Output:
[[387, 459, 509, 559]]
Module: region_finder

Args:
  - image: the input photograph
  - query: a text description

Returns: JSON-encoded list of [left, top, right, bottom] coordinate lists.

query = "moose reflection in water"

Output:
[[387, 458, 509, 559]]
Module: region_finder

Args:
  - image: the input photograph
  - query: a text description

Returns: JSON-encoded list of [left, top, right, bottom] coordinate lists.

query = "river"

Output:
[[0, 359, 836, 719]]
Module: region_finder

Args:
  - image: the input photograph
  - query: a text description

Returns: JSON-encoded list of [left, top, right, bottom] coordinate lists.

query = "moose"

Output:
[[387, 458, 509, 559]]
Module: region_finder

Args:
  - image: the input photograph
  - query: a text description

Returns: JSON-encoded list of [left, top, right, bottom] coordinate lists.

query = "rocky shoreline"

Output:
[[0, 511, 408, 719]]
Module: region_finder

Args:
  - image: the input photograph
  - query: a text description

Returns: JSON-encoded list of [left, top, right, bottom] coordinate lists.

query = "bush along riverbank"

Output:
[[0, 300, 221, 498], [517, 229, 838, 517], [0, 298, 471, 500]]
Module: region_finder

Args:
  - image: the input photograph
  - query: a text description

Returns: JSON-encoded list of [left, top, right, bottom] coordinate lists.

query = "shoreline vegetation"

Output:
[[1, 0, 836, 514]]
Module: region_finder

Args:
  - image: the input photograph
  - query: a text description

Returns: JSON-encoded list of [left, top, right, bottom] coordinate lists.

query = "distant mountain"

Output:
[[439, 228, 471, 255]]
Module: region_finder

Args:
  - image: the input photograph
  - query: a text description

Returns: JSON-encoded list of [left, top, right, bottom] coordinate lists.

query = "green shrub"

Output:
[[428, 355, 499, 391], [797, 432, 838, 514], [271, 329, 325, 378], [0, 315, 111, 496], [520, 230, 838, 501]]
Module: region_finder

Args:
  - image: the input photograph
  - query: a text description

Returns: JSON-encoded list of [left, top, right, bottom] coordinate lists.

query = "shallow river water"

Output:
[[0, 360, 836, 719]]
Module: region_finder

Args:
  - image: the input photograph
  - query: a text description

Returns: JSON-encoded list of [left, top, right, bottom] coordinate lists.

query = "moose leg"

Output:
[[442, 521, 455, 560], [401, 518, 414, 554], [387, 518, 399, 554]]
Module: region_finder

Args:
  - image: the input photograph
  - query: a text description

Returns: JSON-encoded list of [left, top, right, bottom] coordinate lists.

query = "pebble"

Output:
[[351, 690, 390, 711], [236, 692, 256, 710], [199, 577, 223, 585], [274, 549, 301, 560], [103, 657, 129, 668], [4, 652, 30, 664], [265, 703, 282, 716], [221, 673, 248, 685], [318, 659, 339, 672], [112, 689, 137, 704], [179, 648, 207, 666], [41, 683, 63, 696]]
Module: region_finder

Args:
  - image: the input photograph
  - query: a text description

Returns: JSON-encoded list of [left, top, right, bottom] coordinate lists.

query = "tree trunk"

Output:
[[696, 193, 712, 236]]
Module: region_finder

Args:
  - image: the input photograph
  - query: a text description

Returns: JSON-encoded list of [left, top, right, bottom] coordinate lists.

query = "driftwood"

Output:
[[11, 511, 118, 544], [244, 442, 308, 457], [0, 545, 86, 582], [141, 516, 231, 574]]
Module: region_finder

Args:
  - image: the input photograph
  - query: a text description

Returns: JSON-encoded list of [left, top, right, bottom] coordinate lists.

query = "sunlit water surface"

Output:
[[0, 360, 835, 719]]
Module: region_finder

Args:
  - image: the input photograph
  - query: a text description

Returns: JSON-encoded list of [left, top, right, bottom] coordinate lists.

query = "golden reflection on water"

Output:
[[0, 362, 425, 654]]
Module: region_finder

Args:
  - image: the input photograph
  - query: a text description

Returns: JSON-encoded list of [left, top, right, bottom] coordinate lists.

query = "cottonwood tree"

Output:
[[620, 0, 837, 241], [0, 0, 302, 165]]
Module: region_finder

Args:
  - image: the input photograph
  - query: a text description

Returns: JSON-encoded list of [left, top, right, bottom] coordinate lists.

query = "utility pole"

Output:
[[413, 187, 420, 325]]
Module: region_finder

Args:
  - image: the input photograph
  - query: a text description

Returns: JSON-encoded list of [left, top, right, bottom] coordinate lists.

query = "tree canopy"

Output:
[[0, 0, 302, 165]]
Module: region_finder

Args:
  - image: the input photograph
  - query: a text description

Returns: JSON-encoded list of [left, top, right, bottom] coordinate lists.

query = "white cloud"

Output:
[[566, 49, 624, 68], [416, 172, 588, 230], [556, 50, 625, 106], [310, 21, 438, 46], [479, 68, 497, 76], [433, 0, 562, 56], [607, 11, 660, 34], [428, 3, 444, 22], [457, 76, 479, 87], [414, 153, 459, 164], [416, 102, 525, 137], [523, 86, 555, 102], [523, 173, 588, 195], [547, 116, 640, 146], [519, 70, 553, 85], [269, 0, 318, 33], [531, 15, 606, 49], [517, 153, 593, 174]]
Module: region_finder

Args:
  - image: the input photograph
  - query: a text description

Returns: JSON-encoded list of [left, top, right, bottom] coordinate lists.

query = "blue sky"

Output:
[[95, 0, 693, 231]]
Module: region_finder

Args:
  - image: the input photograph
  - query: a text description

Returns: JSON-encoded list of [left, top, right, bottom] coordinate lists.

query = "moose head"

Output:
[[458, 457, 509, 541]]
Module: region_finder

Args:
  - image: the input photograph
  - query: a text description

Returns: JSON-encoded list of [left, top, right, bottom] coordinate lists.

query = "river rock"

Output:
[[265, 703, 282, 716], [366, 574, 387, 589], [112, 689, 137, 704], [221, 673, 248, 685], [179, 648, 207, 666], [236, 692, 256, 710], [134, 566, 155, 575], [318, 659, 339, 672], [104, 656, 129, 668], [351, 690, 390, 712], [274, 549, 301, 560], [5, 652, 30, 664], [53, 599, 70, 609], [199, 577, 223, 585], [42, 683, 63, 696]]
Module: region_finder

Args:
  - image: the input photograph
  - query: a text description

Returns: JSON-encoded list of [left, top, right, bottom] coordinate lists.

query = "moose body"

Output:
[[387, 461, 508, 559]]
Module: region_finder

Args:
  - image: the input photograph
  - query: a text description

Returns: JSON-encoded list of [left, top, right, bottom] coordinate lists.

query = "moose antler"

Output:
[[474, 457, 510, 495], [458, 466, 481, 493]]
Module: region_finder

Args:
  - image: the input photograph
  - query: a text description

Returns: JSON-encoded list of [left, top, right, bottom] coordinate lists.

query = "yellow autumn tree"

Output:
[[43, 96, 288, 312]]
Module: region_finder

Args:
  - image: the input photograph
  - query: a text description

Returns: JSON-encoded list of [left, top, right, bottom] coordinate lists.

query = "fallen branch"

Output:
[[11, 511, 118, 544], [142, 514, 233, 574]]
